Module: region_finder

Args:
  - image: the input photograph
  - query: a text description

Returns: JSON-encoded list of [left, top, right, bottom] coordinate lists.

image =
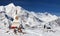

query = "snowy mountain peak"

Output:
[[0, 3, 60, 36], [5, 3, 15, 7], [0, 3, 59, 27]]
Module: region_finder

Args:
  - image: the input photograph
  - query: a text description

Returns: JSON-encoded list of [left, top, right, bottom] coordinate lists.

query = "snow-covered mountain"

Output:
[[0, 3, 60, 36]]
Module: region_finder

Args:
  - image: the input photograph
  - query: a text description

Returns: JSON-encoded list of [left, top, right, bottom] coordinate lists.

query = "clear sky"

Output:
[[0, 0, 60, 16]]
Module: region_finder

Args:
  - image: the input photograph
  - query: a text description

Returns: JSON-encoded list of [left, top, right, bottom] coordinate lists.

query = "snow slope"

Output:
[[0, 3, 60, 36]]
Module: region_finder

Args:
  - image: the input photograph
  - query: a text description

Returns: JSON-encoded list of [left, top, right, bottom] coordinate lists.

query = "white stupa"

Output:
[[11, 10, 20, 28]]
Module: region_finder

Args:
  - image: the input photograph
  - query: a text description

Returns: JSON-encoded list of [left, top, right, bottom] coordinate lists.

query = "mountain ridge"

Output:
[[0, 3, 59, 27], [0, 3, 60, 36]]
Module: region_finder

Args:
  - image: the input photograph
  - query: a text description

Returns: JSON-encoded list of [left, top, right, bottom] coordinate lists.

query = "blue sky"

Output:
[[0, 0, 60, 16]]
